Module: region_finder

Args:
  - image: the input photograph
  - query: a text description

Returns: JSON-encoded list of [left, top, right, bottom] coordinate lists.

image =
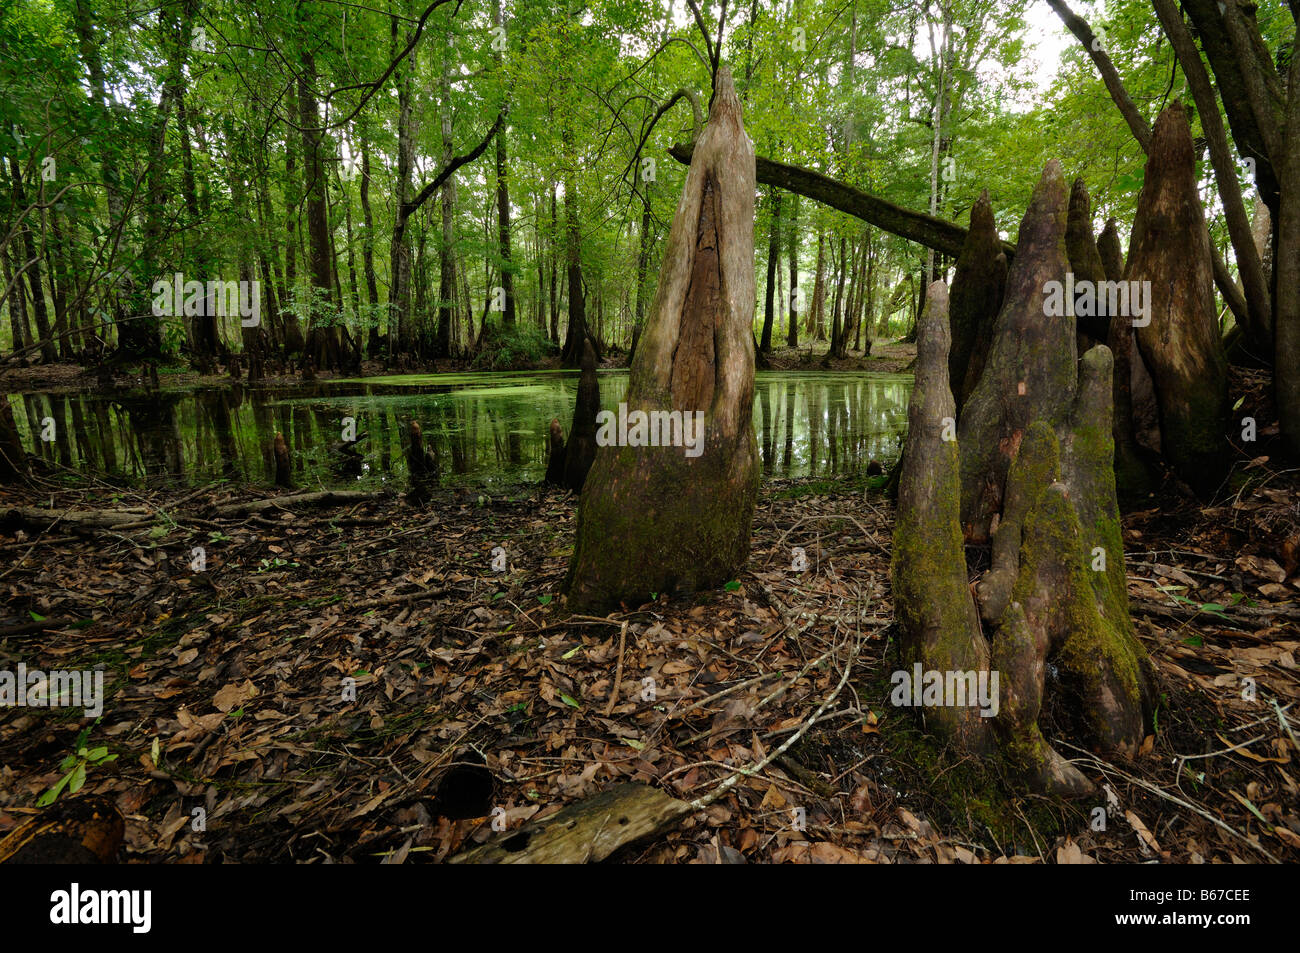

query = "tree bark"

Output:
[[895, 163, 1156, 795], [1128, 103, 1230, 495], [1152, 0, 1272, 358], [1065, 178, 1110, 349], [948, 190, 1006, 412], [565, 68, 758, 611]]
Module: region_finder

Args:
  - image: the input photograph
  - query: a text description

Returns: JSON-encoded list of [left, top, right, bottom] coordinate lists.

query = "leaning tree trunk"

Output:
[[563, 68, 758, 610], [895, 160, 1156, 796], [1127, 102, 1230, 497]]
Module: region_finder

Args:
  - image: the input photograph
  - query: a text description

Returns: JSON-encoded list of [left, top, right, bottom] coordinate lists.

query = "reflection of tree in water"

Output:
[[122, 393, 184, 484], [10, 373, 910, 488], [197, 387, 240, 481]]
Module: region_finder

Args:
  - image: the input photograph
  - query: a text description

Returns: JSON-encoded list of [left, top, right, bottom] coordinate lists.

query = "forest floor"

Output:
[[1, 408, 1298, 865]]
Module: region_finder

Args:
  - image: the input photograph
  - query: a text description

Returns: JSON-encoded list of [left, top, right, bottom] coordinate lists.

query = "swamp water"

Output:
[[6, 370, 911, 490]]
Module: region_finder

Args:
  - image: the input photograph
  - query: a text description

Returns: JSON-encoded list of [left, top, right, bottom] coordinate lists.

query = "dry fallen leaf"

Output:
[[213, 680, 257, 713], [1125, 809, 1161, 855]]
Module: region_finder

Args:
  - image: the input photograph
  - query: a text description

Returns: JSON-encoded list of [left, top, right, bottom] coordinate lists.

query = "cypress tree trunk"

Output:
[[565, 69, 758, 610], [1065, 178, 1110, 349], [1098, 217, 1159, 498], [947, 190, 1005, 412], [1127, 102, 1230, 496], [895, 160, 1155, 795]]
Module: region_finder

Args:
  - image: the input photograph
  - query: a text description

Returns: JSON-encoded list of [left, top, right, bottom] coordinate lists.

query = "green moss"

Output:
[[870, 664, 1078, 848], [564, 420, 760, 610], [1012, 486, 1145, 752]]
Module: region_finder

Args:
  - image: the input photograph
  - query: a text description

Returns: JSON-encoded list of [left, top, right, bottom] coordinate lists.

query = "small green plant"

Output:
[[1157, 585, 1233, 620], [256, 556, 300, 572], [37, 724, 117, 806]]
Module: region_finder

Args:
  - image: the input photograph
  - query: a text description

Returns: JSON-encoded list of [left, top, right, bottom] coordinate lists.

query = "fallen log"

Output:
[[668, 142, 1016, 260], [209, 489, 385, 518], [449, 783, 692, 864], [1, 506, 155, 532]]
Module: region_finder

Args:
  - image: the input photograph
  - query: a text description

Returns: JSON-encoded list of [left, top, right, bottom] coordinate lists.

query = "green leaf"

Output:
[[86, 746, 108, 761], [37, 772, 70, 807], [561, 645, 581, 659], [724, 580, 741, 592], [537, 594, 553, 605], [623, 738, 645, 751], [1182, 635, 1203, 647], [28, 610, 46, 622], [559, 693, 580, 709], [67, 763, 86, 795]]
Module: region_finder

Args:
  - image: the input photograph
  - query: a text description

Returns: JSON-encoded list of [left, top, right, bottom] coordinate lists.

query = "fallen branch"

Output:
[[669, 142, 1016, 259], [209, 490, 386, 518], [1, 506, 153, 532], [1056, 741, 1282, 863], [1131, 598, 1300, 630], [448, 783, 692, 864]]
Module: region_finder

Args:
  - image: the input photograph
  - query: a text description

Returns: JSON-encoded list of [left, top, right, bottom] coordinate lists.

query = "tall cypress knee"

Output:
[[1127, 102, 1230, 496], [564, 68, 758, 611]]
